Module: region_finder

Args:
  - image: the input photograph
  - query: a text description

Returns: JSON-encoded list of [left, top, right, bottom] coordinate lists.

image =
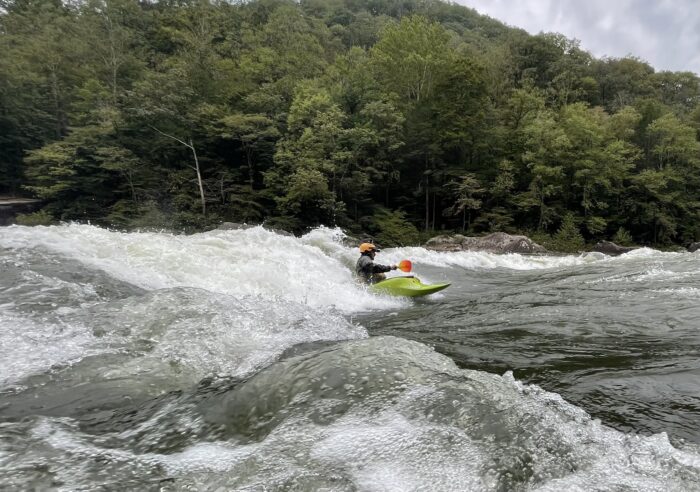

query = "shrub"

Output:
[[15, 209, 53, 226], [586, 216, 607, 235], [371, 208, 420, 247], [551, 213, 585, 253], [527, 230, 554, 251], [612, 227, 634, 246]]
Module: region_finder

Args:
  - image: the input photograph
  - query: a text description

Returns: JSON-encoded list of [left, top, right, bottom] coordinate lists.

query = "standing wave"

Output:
[[0, 224, 403, 313]]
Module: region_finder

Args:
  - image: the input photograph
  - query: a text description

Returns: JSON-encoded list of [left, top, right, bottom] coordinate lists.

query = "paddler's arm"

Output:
[[372, 263, 397, 273]]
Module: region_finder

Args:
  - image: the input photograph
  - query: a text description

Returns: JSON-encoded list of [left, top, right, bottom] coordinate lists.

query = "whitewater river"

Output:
[[1, 224, 700, 490]]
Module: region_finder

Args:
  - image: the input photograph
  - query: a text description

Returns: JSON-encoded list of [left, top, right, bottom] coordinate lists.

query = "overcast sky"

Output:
[[458, 0, 700, 75]]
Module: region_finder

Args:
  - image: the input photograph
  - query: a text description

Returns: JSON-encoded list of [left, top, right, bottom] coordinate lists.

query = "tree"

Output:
[[628, 169, 680, 244], [23, 122, 138, 222], [348, 99, 405, 214], [444, 173, 483, 231], [0, 0, 87, 192], [202, 107, 280, 219], [239, 5, 332, 103], [559, 103, 639, 235], [646, 113, 700, 171], [551, 213, 585, 252], [370, 15, 452, 104], [369, 208, 420, 247], [79, 0, 144, 107], [151, 127, 206, 216], [654, 71, 700, 114], [266, 85, 348, 226], [3, 0, 700, 243], [277, 167, 338, 226], [519, 109, 569, 230], [594, 57, 656, 112]]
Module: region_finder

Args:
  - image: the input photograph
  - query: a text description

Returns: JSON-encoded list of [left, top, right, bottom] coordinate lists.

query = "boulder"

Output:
[[688, 242, 700, 253], [425, 232, 546, 254], [424, 234, 469, 252], [591, 240, 637, 256], [666, 245, 688, 253], [217, 222, 256, 231]]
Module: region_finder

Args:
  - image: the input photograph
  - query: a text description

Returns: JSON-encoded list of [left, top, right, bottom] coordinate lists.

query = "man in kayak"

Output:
[[356, 243, 397, 284]]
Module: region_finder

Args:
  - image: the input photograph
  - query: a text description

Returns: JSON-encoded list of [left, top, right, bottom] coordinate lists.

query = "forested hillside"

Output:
[[2, 0, 700, 246]]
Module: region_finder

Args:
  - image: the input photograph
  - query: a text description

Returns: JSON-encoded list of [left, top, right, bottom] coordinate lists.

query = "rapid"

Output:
[[1, 224, 700, 491]]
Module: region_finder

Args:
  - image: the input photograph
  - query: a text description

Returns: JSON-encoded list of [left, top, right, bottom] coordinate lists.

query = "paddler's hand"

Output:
[[391, 264, 398, 270]]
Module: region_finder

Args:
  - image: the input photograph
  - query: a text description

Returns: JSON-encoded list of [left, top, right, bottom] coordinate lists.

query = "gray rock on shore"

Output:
[[217, 222, 256, 231], [591, 240, 638, 256], [688, 242, 700, 253], [425, 232, 546, 254]]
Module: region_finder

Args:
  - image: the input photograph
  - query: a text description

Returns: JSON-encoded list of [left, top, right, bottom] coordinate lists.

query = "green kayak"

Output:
[[370, 276, 450, 297]]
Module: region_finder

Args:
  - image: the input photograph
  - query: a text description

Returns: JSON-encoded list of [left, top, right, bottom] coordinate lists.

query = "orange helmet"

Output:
[[359, 243, 380, 253]]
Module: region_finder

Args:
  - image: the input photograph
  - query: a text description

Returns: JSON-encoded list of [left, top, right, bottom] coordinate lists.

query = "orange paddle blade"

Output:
[[398, 260, 412, 272]]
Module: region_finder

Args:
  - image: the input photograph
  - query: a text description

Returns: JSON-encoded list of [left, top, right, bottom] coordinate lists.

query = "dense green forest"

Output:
[[2, 0, 700, 246]]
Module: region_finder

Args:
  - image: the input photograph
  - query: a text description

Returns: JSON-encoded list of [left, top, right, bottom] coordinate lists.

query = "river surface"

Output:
[[1, 224, 700, 491]]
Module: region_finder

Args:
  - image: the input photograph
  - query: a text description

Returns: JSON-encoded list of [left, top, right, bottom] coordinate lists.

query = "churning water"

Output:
[[1, 224, 700, 491]]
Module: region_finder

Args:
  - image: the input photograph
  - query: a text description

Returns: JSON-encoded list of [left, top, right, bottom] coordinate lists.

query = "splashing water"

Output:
[[2, 224, 700, 490]]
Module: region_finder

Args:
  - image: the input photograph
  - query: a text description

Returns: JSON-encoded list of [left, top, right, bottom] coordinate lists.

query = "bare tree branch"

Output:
[[151, 126, 206, 215]]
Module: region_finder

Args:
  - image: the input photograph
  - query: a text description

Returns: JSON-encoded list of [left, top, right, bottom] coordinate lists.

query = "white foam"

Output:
[[302, 228, 605, 271], [311, 412, 485, 491], [651, 287, 700, 297], [0, 224, 403, 314], [381, 247, 588, 270], [22, 359, 700, 491], [0, 311, 102, 387], [0, 290, 368, 389], [6, 225, 695, 297]]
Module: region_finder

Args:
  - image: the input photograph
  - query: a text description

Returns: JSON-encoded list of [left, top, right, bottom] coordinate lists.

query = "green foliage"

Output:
[[15, 209, 54, 226], [550, 213, 585, 253], [646, 113, 700, 170], [526, 230, 554, 251], [370, 16, 452, 103], [586, 216, 607, 236], [444, 173, 483, 232], [612, 227, 634, 246], [369, 208, 420, 247], [2, 0, 700, 246]]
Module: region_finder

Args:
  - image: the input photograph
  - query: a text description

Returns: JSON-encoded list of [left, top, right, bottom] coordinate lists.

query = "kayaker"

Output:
[[356, 243, 397, 284]]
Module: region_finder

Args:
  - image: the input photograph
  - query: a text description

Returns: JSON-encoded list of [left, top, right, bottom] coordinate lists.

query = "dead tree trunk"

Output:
[[152, 127, 206, 215]]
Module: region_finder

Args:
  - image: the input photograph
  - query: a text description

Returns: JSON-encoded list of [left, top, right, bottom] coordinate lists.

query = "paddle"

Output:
[[397, 259, 412, 272]]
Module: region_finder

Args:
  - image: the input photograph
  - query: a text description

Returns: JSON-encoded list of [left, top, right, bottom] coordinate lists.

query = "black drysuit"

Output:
[[356, 253, 393, 284]]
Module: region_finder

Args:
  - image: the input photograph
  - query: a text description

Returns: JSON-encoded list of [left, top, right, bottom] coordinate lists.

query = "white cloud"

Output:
[[458, 0, 700, 75]]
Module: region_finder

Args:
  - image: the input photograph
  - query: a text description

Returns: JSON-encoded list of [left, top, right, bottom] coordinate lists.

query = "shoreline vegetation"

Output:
[[9, 209, 694, 255], [2, 0, 700, 252]]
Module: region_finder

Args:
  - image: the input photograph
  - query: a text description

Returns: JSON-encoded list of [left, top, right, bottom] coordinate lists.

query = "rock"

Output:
[[217, 222, 256, 230], [688, 242, 700, 253], [425, 232, 546, 254], [424, 234, 469, 252], [591, 240, 637, 256], [666, 245, 688, 253], [0, 197, 42, 225]]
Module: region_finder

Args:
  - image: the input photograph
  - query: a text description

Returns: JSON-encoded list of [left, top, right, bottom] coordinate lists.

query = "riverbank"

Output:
[[0, 197, 42, 226]]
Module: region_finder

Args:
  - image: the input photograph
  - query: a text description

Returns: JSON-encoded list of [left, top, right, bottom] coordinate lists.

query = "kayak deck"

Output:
[[370, 276, 450, 297]]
